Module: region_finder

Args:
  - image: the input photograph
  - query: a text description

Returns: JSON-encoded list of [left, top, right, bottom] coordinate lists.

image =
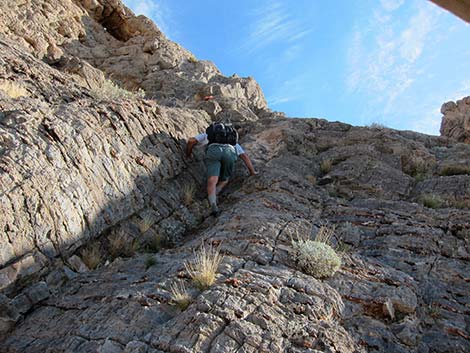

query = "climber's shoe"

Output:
[[210, 203, 220, 217]]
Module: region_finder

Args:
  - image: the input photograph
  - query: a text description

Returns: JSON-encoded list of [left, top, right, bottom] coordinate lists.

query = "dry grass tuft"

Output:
[[0, 81, 28, 98], [184, 244, 223, 290], [420, 194, 443, 209], [138, 212, 156, 233], [320, 159, 332, 174], [170, 281, 192, 310], [182, 184, 196, 206], [80, 242, 101, 270], [368, 122, 387, 129], [315, 225, 335, 244], [91, 79, 145, 100], [109, 230, 138, 258], [306, 175, 317, 185], [438, 164, 470, 176]]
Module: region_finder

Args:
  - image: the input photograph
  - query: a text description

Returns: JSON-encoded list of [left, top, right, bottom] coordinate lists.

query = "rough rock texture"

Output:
[[0, 0, 268, 116], [3, 112, 470, 352], [440, 96, 470, 143], [0, 39, 214, 293], [1, 1, 470, 353]]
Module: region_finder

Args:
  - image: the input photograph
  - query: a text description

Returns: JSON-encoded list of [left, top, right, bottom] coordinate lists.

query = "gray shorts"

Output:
[[204, 144, 237, 181]]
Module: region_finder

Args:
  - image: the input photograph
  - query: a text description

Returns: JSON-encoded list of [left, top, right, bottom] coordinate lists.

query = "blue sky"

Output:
[[123, 0, 470, 135]]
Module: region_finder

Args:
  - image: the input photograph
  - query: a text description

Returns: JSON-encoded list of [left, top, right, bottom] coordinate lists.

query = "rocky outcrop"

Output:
[[0, 0, 268, 117], [0, 38, 214, 294], [3, 118, 470, 352], [440, 96, 470, 143]]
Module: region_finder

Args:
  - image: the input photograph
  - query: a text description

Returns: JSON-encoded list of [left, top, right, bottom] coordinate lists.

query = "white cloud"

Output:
[[240, 1, 311, 55], [346, 1, 440, 114], [400, 6, 435, 63], [380, 0, 405, 12]]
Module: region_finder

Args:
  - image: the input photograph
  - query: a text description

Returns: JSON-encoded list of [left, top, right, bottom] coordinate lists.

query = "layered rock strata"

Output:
[[3, 118, 470, 352], [1, 0, 470, 352]]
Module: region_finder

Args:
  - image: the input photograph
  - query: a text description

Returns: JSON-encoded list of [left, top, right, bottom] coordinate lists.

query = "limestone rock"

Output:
[[0, 1, 469, 352], [440, 96, 470, 143]]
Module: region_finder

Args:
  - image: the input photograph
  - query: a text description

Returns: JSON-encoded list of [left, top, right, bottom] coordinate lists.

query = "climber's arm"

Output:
[[186, 137, 198, 158], [239, 153, 257, 176]]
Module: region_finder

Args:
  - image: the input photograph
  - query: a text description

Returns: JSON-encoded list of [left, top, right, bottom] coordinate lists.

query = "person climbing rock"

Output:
[[186, 122, 257, 216]]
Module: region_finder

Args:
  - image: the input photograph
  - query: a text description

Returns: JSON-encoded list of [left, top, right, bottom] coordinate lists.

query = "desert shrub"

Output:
[[109, 230, 138, 258], [402, 156, 429, 181], [320, 159, 332, 174], [438, 164, 470, 176], [170, 281, 192, 310], [0, 80, 28, 98], [184, 244, 223, 290], [91, 79, 145, 100], [80, 242, 101, 270], [368, 122, 387, 129], [292, 226, 341, 279], [182, 183, 196, 206], [420, 194, 443, 209]]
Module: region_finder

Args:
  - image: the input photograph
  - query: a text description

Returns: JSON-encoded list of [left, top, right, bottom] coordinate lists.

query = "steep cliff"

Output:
[[1, 1, 469, 353]]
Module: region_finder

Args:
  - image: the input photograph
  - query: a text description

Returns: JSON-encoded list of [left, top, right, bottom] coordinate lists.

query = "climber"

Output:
[[186, 122, 257, 216]]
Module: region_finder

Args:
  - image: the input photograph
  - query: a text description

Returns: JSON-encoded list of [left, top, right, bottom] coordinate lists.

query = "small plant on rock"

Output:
[[80, 242, 101, 270], [109, 230, 138, 258], [320, 159, 332, 174], [138, 212, 156, 233], [184, 244, 223, 290], [368, 122, 387, 129], [306, 175, 317, 185], [292, 226, 341, 279], [0, 80, 28, 98], [182, 183, 196, 206], [91, 79, 145, 100], [170, 281, 192, 310], [438, 164, 470, 176], [420, 194, 443, 209]]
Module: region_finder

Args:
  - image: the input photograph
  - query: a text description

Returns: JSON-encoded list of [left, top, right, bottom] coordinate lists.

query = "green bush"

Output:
[[420, 194, 443, 209]]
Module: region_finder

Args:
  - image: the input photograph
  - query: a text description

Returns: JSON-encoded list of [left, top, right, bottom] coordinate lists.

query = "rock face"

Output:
[[0, 0, 268, 115], [440, 96, 470, 143], [1, 1, 470, 353], [430, 0, 470, 23]]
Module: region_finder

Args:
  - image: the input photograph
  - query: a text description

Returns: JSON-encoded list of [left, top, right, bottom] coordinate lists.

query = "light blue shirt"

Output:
[[195, 133, 245, 156]]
